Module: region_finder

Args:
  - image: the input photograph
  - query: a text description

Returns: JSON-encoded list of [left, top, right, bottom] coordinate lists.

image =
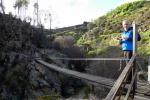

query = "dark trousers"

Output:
[[123, 50, 132, 82], [124, 51, 132, 63]]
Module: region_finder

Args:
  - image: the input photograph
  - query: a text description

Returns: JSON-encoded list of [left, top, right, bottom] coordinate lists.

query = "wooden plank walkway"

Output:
[[35, 59, 115, 88], [105, 54, 136, 100], [134, 95, 150, 100], [134, 81, 150, 100]]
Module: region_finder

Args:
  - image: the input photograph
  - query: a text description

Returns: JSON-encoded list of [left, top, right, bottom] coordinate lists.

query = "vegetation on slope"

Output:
[[76, 0, 150, 57]]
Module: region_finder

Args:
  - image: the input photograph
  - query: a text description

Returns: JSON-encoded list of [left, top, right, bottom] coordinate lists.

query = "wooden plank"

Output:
[[124, 71, 137, 100], [134, 95, 150, 100], [35, 59, 115, 88], [136, 81, 150, 96], [105, 54, 136, 100]]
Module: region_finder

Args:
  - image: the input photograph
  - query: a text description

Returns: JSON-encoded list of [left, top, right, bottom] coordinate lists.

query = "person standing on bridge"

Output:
[[119, 20, 141, 82], [119, 20, 141, 61]]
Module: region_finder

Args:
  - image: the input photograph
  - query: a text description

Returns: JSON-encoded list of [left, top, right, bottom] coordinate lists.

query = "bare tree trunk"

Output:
[[24, 7, 27, 20], [18, 7, 20, 17], [0, 0, 5, 14], [49, 13, 52, 30], [37, 0, 39, 26]]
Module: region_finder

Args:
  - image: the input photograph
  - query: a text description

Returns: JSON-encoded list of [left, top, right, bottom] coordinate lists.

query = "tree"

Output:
[[14, 0, 29, 19], [49, 13, 52, 30], [43, 11, 52, 30], [0, 0, 5, 14], [33, 0, 39, 25]]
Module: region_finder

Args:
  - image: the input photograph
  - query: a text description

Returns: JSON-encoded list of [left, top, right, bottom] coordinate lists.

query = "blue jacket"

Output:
[[120, 27, 141, 51]]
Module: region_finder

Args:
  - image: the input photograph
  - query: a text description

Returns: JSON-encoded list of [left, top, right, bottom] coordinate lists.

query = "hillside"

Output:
[[0, 13, 88, 99], [1, 1, 150, 99], [0, 13, 61, 99], [53, 22, 89, 43], [75, 0, 150, 57]]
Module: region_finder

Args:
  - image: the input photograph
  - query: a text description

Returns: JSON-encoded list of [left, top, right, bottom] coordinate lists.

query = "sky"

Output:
[[2, 0, 135, 29]]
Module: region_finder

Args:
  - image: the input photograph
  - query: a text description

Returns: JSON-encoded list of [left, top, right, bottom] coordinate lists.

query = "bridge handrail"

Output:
[[38, 50, 129, 61], [47, 57, 130, 61], [105, 54, 137, 100]]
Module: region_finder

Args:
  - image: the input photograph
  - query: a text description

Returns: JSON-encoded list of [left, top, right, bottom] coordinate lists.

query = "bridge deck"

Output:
[[36, 59, 115, 88], [134, 95, 150, 100], [134, 81, 150, 100]]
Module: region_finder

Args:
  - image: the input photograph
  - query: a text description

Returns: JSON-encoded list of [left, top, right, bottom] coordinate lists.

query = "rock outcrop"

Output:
[[0, 13, 61, 99]]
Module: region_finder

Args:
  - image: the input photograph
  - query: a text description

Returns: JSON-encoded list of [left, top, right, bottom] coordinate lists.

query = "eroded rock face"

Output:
[[0, 51, 62, 100], [0, 13, 86, 99], [0, 13, 61, 99]]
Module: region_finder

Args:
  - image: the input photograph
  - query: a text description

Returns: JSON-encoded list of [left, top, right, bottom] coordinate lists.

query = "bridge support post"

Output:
[[132, 21, 137, 98], [148, 57, 150, 83], [133, 21, 137, 55]]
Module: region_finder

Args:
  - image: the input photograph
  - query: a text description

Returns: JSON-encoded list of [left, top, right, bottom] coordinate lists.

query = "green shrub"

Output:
[[66, 31, 76, 36], [37, 95, 60, 100], [138, 30, 150, 55], [87, 50, 96, 57]]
